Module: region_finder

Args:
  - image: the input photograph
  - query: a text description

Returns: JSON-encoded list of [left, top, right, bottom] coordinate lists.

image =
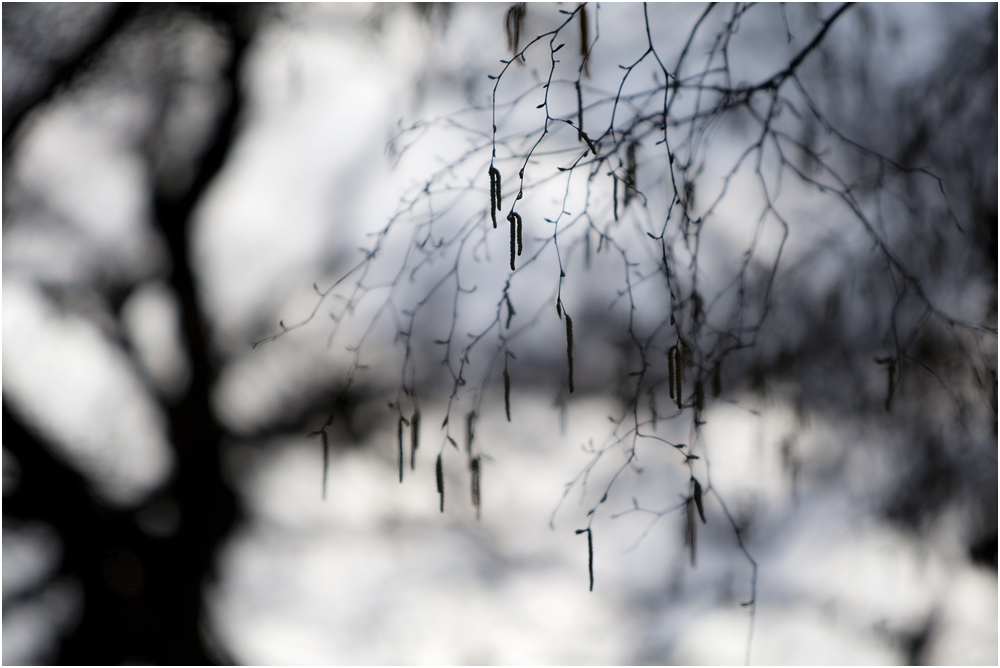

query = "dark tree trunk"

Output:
[[4, 5, 253, 664]]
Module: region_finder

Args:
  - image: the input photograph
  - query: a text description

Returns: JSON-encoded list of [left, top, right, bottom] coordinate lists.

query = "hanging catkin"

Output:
[[314, 430, 328, 500], [673, 347, 682, 409], [410, 410, 420, 471], [436, 453, 444, 513], [693, 478, 706, 523], [489, 166, 498, 228], [566, 314, 575, 393], [503, 368, 511, 421], [624, 142, 637, 207], [885, 359, 896, 412], [587, 528, 593, 591], [685, 497, 697, 567], [509, 213, 517, 270], [576, 81, 584, 141], [612, 176, 619, 222], [495, 167, 502, 209], [470, 456, 481, 519], [397, 417, 405, 483], [465, 411, 476, 456], [649, 387, 658, 429], [516, 213, 523, 256], [668, 346, 676, 400], [505, 3, 526, 55]]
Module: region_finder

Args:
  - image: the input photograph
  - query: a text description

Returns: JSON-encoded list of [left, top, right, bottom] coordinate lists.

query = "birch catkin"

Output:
[[489, 166, 498, 228], [470, 456, 481, 519], [668, 346, 676, 400], [489, 166, 496, 206], [503, 368, 511, 421], [410, 410, 421, 471], [886, 359, 896, 412], [465, 411, 476, 456], [565, 314, 575, 393], [505, 3, 526, 55], [317, 430, 329, 500], [397, 417, 405, 483], [576, 81, 584, 141], [673, 347, 682, 409], [649, 387, 658, 429], [587, 528, 593, 591], [436, 453, 444, 513], [495, 167, 502, 209], [516, 213, 523, 256], [509, 213, 517, 270], [612, 175, 619, 222], [624, 142, 637, 207], [693, 478, 706, 523], [685, 497, 697, 567]]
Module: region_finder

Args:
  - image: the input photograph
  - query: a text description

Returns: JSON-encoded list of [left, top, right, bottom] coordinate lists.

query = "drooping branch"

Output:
[[249, 7, 994, 663]]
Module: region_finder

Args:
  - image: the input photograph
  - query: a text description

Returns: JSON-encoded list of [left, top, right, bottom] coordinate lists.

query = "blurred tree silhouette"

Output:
[[2, 2, 995, 664], [4, 3, 253, 663]]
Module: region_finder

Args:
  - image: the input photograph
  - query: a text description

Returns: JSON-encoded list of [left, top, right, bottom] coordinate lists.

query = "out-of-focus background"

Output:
[[2, 3, 996, 665]]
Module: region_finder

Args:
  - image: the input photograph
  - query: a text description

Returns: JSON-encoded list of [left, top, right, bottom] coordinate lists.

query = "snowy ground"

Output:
[[209, 391, 997, 665]]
